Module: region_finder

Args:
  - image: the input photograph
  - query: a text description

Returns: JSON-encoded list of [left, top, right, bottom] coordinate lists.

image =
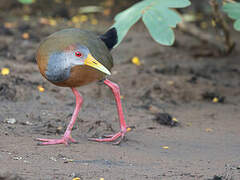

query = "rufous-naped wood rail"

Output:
[[36, 28, 129, 145]]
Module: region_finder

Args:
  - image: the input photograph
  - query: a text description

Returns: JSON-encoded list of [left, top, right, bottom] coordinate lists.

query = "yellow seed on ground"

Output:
[[4, 22, 16, 29], [57, 126, 63, 131], [23, 15, 30, 21], [91, 18, 98, 25], [55, 0, 62, 3], [22, 32, 29, 39], [79, 15, 88, 23], [127, 127, 131, 132], [103, 8, 111, 16], [131, 56, 141, 66], [211, 19, 216, 27], [162, 146, 169, 149], [72, 178, 81, 180], [1, 68, 10, 76], [49, 19, 57, 26], [37, 85, 45, 92], [212, 97, 218, 103], [205, 128, 213, 132], [200, 21, 208, 29], [72, 16, 80, 24], [100, 178, 104, 180], [172, 117, 178, 122], [167, 80, 174, 85]]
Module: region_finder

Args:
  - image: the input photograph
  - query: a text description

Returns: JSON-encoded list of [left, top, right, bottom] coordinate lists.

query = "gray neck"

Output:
[[45, 52, 72, 82]]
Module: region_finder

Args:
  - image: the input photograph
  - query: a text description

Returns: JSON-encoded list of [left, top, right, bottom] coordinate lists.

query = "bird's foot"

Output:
[[88, 127, 131, 145], [36, 135, 76, 145]]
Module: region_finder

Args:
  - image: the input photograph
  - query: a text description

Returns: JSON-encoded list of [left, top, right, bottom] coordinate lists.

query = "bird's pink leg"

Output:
[[89, 79, 130, 144], [37, 88, 83, 145]]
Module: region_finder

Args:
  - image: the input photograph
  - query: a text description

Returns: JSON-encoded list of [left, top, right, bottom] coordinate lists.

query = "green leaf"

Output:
[[18, 0, 34, 4], [112, 0, 151, 47], [153, 0, 191, 8], [223, 2, 240, 31], [112, 0, 191, 47], [234, 19, 240, 31], [143, 8, 175, 45]]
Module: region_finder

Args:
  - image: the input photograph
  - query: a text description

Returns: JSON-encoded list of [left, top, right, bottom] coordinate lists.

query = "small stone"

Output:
[[70, 173, 81, 178], [148, 105, 159, 114], [50, 157, 57, 161], [13, 156, 23, 160], [5, 118, 17, 124], [153, 113, 179, 127], [25, 121, 32, 125], [21, 121, 33, 125]]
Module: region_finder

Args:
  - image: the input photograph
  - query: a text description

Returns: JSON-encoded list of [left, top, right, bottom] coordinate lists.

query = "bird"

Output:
[[35, 28, 130, 145]]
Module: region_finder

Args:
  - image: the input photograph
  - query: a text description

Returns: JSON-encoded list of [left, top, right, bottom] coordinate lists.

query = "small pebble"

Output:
[[13, 156, 23, 160], [5, 118, 17, 124], [50, 157, 57, 161]]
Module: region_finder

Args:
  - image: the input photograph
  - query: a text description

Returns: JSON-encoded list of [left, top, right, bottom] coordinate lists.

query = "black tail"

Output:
[[100, 28, 118, 51]]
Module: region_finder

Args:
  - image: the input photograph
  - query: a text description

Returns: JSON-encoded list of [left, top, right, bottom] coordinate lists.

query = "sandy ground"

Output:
[[0, 7, 240, 180]]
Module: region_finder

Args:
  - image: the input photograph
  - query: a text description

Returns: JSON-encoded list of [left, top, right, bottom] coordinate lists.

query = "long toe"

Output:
[[88, 131, 123, 143], [36, 136, 76, 146]]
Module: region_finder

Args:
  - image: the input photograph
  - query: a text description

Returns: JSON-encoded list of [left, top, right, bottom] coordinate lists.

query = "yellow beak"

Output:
[[84, 54, 111, 75]]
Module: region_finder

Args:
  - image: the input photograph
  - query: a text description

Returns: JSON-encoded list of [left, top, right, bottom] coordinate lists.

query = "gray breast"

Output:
[[45, 52, 72, 82]]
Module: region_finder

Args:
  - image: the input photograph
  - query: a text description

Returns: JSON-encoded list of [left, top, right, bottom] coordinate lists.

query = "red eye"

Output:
[[75, 51, 82, 57]]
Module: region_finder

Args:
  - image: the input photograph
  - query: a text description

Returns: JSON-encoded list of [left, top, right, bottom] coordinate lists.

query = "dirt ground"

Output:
[[1, 2, 240, 180]]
